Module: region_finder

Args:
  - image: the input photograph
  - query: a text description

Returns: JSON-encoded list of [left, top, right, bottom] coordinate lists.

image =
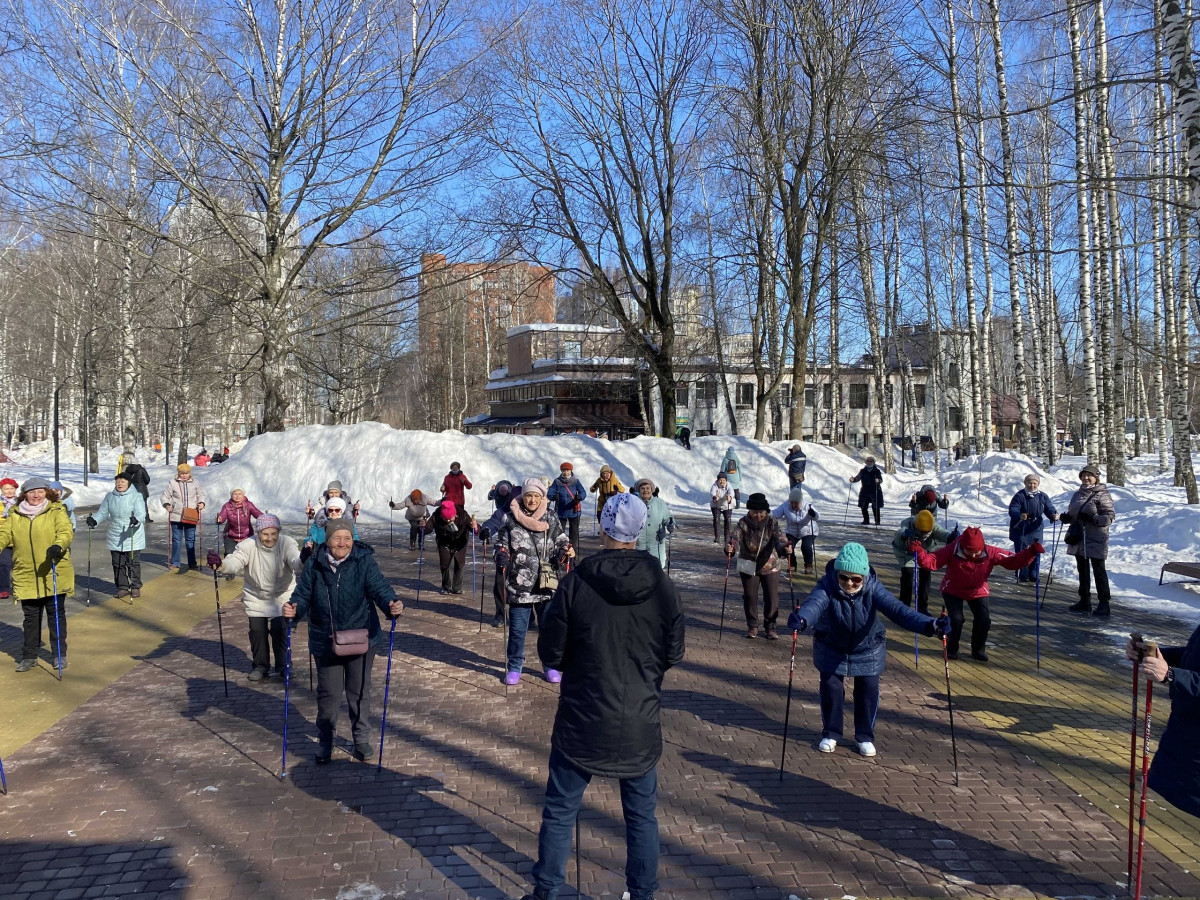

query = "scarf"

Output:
[[19, 498, 49, 517], [325, 551, 347, 571], [510, 495, 550, 532]]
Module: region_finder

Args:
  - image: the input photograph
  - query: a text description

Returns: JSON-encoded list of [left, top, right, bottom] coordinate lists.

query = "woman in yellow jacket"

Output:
[[589, 465, 626, 523], [0, 476, 74, 672]]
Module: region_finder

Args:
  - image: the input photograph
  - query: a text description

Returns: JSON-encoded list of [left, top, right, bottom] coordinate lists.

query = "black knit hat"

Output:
[[746, 492, 770, 511]]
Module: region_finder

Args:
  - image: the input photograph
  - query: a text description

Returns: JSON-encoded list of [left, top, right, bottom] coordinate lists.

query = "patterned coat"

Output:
[[496, 507, 569, 606]]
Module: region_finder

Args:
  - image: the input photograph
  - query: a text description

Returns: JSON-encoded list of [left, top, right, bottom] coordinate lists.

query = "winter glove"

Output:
[[388, 500, 396, 510], [777, 541, 790, 557], [1031, 541, 1045, 554], [656, 525, 666, 542], [85, 515, 97, 529], [1058, 513, 1072, 525], [206, 550, 222, 570], [810, 508, 819, 520], [45, 544, 64, 563], [908, 539, 923, 554], [947, 526, 961, 542], [667, 520, 676, 534], [937, 495, 950, 509], [556, 549, 571, 567], [128, 515, 141, 534], [786, 610, 807, 632], [495, 549, 510, 570], [929, 614, 951, 638], [478, 526, 491, 544]]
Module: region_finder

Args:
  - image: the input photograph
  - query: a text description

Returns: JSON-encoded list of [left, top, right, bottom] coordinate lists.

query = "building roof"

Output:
[[506, 323, 624, 337]]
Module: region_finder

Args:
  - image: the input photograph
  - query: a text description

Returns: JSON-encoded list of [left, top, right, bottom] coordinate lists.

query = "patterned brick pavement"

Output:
[[0, 513, 1197, 899]]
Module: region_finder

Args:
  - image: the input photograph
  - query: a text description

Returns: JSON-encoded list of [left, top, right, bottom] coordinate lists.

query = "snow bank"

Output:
[[5, 424, 1200, 621]]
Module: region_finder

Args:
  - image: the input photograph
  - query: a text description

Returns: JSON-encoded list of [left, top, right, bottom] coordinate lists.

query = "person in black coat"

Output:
[[1127, 627, 1200, 819], [784, 444, 807, 487], [285, 519, 403, 764], [430, 500, 477, 594], [850, 457, 884, 525], [518, 492, 685, 900]]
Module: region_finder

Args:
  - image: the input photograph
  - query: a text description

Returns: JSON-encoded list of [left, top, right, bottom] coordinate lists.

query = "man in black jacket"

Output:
[[519, 492, 685, 900]]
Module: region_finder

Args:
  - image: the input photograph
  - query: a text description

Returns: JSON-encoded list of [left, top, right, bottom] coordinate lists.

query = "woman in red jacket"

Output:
[[912, 526, 1041, 662], [440, 462, 473, 507]]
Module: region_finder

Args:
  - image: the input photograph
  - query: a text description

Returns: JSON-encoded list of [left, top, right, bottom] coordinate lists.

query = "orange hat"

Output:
[[410, 489, 422, 502], [560, 462, 573, 471]]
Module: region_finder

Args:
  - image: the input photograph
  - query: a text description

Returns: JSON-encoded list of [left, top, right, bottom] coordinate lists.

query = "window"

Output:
[[563, 340, 582, 360], [885, 383, 895, 408], [805, 387, 816, 408], [676, 383, 690, 407], [948, 407, 962, 431], [913, 384, 927, 408], [697, 379, 718, 403], [823, 383, 833, 408], [780, 383, 793, 408], [947, 363, 960, 388], [736, 383, 755, 408], [849, 383, 869, 409]]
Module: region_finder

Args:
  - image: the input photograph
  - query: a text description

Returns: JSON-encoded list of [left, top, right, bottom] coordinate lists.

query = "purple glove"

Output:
[[206, 549, 222, 570]]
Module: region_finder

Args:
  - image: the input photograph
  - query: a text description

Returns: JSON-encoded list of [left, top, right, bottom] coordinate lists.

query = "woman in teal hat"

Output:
[[788, 542, 948, 758]]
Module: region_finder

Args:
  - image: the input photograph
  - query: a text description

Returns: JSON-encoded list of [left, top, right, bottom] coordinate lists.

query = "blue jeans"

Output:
[[170, 522, 197, 568], [1013, 535, 1041, 581], [506, 602, 544, 673], [531, 747, 659, 900]]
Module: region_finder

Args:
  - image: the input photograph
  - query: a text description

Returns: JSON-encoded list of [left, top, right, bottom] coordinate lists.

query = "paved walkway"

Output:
[[0, 513, 1197, 899]]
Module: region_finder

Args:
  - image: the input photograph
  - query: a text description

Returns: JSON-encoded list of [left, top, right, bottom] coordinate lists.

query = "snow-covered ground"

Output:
[[4, 424, 1199, 621]]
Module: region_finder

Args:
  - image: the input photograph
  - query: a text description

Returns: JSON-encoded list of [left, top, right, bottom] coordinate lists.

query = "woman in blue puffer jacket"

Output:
[[88, 471, 148, 600], [788, 542, 946, 758]]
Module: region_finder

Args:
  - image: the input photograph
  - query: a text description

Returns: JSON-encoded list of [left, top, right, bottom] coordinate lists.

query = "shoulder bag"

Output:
[[324, 565, 369, 656], [534, 530, 559, 594]]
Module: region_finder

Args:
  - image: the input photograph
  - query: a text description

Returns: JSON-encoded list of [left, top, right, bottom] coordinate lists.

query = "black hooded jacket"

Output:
[[538, 549, 685, 778]]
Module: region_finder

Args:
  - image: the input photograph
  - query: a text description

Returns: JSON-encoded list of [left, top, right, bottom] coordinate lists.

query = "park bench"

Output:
[[1159, 561, 1200, 585]]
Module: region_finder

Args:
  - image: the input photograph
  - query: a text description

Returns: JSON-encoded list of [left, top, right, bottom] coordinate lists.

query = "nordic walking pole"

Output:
[[413, 531, 424, 607], [377, 614, 399, 773], [780, 626, 799, 781], [1043, 520, 1061, 598], [471, 533, 477, 603], [1127, 633, 1143, 891], [1035, 562, 1042, 671], [85, 522, 93, 607], [281, 621, 293, 779], [51, 561, 63, 680], [718, 550, 732, 643], [210, 557, 230, 697], [0, 753, 6, 794], [500, 567, 509, 698], [940, 612, 960, 787], [388, 498, 394, 551], [575, 815, 582, 896], [308, 652, 313, 692], [913, 551, 921, 668], [1134, 674, 1155, 900], [841, 482, 852, 527], [478, 542, 488, 633]]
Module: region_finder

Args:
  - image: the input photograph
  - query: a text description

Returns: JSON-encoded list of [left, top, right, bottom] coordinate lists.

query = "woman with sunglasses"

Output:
[[787, 542, 949, 757]]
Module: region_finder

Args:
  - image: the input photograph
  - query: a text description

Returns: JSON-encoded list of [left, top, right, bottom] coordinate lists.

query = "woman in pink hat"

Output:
[[430, 499, 477, 594]]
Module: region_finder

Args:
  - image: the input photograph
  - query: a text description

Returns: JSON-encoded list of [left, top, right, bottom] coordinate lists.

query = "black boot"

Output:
[[1093, 600, 1111, 617], [1069, 597, 1091, 613]]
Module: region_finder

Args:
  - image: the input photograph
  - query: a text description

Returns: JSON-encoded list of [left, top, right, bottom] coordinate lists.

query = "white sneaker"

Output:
[[818, 738, 837, 753], [857, 741, 877, 757]]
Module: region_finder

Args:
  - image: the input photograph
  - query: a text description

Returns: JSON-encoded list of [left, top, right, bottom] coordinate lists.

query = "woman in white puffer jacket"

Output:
[[212, 514, 302, 681]]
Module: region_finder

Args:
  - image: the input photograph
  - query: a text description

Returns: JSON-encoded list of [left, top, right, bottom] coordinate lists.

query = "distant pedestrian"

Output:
[[1125, 629, 1200, 818], [1061, 464, 1115, 617], [0, 477, 75, 672], [87, 472, 148, 600], [50, 481, 77, 531], [850, 457, 884, 525], [709, 473, 735, 545], [479, 480, 522, 628], [589, 465, 625, 521], [677, 425, 692, 450], [788, 542, 947, 757], [727, 492, 790, 640], [0, 476, 16, 599], [160, 463, 206, 572], [773, 486, 818, 573], [390, 489, 436, 550], [1007, 474, 1057, 582], [719, 446, 743, 508], [216, 488, 265, 555], [891, 510, 953, 614], [306, 481, 360, 526], [908, 484, 949, 517], [431, 500, 477, 595], [784, 444, 807, 488], [633, 478, 674, 568], [441, 462, 473, 507], [305, 497, 358, 555], [547, 463, 585, 549], [518, 490, 685, 900]]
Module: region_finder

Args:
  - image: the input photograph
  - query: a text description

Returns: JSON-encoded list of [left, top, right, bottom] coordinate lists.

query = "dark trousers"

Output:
[[558, 516, 580, 549], [135, 484, 151, 519], [492, 564, 506, 619], [409, 521, 424, 549], [438, 544, 466, 592], [711, 508, 731, 542], [943, 591, 991, 656], [787, 535, 815, 570], [248, 616, 287, 673], [169, 522, 197, 568], [223, 536, 240, 556], [740, 571, 779, 630], [1013, 535, 1041, 581], [507, 602, 546, 673], [532, 747, 659, 900], [1075, 556, 1110, 603], [110, 550, 143, 592], [818, 671, 880, 743], [22, 594, 67, 660], [859, 501, 880, 524], [315, 650, 375, 748], [899, 567, 932, 614], [0, 546, 15, 594]]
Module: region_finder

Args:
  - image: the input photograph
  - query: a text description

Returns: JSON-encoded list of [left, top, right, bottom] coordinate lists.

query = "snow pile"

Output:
[[4, 423, 1200, 621]]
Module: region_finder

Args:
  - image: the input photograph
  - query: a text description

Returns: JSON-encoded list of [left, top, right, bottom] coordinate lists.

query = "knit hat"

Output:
[[716, 472, 727, 482], [746, 492, 770, 511], [440, 500, 457, 520], [560, 462, 573, 472], [177, 463, 191, 474], [834, 543, 870, 578], [600, 492, 647, 543], [255, 513, 282, 533], [326, 480, 343, 493], [1080, 464, 1101, 479], [959, 526, 985, 553], [923, 489, 937, 503], [599, 464, 613, 476], [865, 456, 876, 465], [521, 476, 547, 497], [230, 487, 245, 497], [788, 486, 804, 503], [20, 476, 53, 493], [633, 477, 656, 494], [114, 472, 130, 483], [0, 477, 17, 490], [495, 481, 512, 496], [325, 518, 354, 540], [914, 510, 935, 534], [325, 497, 347, 514], [449, 462, 461, 473], [410, 489, 422, 501]]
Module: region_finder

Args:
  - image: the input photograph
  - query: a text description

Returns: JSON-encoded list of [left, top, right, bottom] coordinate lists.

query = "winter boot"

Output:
[[1093, 600, 1111, 617], [1068, 597, 1091, 613], [15, 658, 35, 673], [352, 741, 375, 762]]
